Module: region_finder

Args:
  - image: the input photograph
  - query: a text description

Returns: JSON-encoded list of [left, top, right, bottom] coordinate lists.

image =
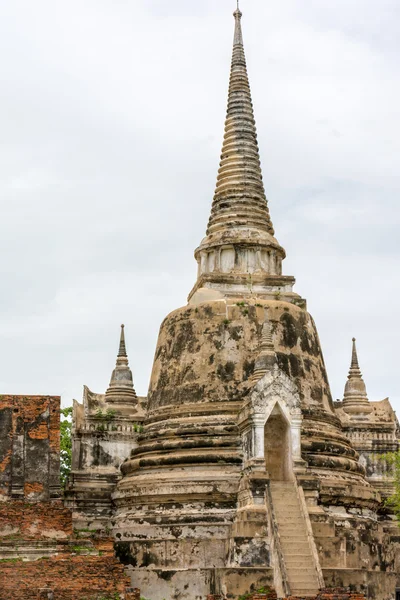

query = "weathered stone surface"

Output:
[[2, 5, 398, 600], [334, 340, 399, 504], [0, 395, 61, 501], [108, 8, 400, 600], [65, 325, 146, 528]]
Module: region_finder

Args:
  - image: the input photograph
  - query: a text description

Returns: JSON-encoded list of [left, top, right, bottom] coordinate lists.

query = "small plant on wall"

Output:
[[60, 406, 73, 487], [382, 451, 400, 522]]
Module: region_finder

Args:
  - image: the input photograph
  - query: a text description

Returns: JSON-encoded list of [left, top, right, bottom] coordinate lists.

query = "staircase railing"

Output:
[[265, 481, 291, 598]]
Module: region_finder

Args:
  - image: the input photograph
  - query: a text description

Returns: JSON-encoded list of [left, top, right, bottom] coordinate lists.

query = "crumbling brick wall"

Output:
[[0, 394, 131, 599], [0, 500, 131, 599], [0, 395, 61, 501], [0, 500, 72, 539], [0, 547, 130, 600]]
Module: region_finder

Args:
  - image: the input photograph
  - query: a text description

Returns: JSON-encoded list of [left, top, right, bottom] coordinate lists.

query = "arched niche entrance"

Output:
[[238, 365, 303, 475], [264, 403, 292, 481]]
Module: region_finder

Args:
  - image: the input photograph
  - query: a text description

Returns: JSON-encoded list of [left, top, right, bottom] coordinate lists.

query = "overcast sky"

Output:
[[1, 0, 399, 413]]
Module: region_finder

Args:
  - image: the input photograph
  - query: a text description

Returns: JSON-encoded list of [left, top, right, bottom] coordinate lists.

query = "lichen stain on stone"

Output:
[[216, 361, 236, 382], [148, 300, 337, 412], [243, 359, 255, 381]]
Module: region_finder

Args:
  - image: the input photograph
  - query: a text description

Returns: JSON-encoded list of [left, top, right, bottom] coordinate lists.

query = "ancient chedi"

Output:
[[109, 7, 400, 600], [334, 339, 399, 501], [66, 325, 145, 529]]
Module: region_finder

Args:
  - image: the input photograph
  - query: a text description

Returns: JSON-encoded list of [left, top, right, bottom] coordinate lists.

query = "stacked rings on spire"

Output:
[[207, 11, 274, 237]]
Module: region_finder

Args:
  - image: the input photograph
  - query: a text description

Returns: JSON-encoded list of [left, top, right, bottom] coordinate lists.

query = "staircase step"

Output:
[[280, 539, 310, 547], [281, 545, 311, 551], [278, 528, 306, 536], [281, 545, 312, 554], [280, 539, 310, 546], [288, 568, 318, 578], [284, 558, 315, 568]]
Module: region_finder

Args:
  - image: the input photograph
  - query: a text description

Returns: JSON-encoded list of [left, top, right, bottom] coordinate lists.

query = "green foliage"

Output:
[[236, 301, 249, 316], [72, 545, 90, 553], [95, 408, 117, 420], [74, 527, 97, 539], [0, 558, 22, 563], [238, 586, 271, 600], [60, 406, 72, 488], [382, 451, 400, 521]]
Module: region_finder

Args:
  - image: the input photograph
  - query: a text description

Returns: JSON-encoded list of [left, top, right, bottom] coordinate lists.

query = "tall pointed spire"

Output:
[[118, 324, 127, 357], [342, 338, 371, 415], [350, 337, 360, 370], [189, 7, 297, 304], [105, 325, 137, 405], [207, 6, 274, 238]]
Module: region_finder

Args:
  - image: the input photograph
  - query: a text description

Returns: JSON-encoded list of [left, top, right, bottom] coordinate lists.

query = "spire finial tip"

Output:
[[118, 323, 127, 358], [234, 0, 242, 17]]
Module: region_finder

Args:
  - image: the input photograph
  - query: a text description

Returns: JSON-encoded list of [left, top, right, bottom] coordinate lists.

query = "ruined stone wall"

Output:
[[0, 541, 130, 600], [65, 386, 145, 529], [334, 400, 400, 502], [0, 394, 131, 599], [0, 491, 131, 599], [0, 500, 72, 540], [310, 510, 398, 598], [0, 395, 60, 501]]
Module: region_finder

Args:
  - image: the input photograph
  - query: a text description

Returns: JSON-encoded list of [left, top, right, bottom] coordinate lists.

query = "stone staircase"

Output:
[[270, 481, 320, 597]]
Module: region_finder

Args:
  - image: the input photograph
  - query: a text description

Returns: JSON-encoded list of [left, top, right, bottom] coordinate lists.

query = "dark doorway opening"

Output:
[[264, 404, 291, 481]]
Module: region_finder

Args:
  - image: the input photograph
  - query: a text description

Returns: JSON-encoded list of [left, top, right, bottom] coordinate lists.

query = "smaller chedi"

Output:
[[334, 338, 399, 502], [65, 325, 146, 529]]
